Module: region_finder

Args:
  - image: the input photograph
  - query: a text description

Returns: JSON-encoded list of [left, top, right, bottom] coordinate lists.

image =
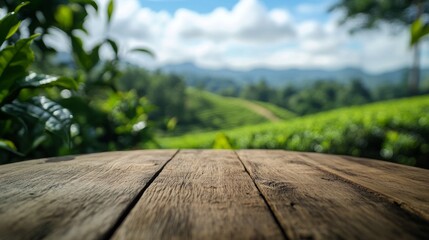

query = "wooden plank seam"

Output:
[[301, 153, 429, 223], [234, 150, 290, 240], [101, 149, 180, 240]]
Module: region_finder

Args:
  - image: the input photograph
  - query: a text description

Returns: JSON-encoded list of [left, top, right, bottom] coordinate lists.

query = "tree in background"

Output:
[[339, 79, 372, 105], [330, 0, 429, 94], [241, 80, 275, 102], [119, 67, 187, 131], [238, 79, 373, 115]]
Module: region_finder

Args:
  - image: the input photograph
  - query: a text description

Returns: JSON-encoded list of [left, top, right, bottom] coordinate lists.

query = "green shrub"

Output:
[[159, 95, 429, 168], [0, 3, 76, 163]]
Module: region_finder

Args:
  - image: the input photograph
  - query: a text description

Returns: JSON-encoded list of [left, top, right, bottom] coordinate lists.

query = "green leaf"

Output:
[[16, 73, 78, 90], [0, 139, 24, 156], [130, 47, 155, 58], [71, 35, 92, 71], [0, 139, 16, 151], [1, 97, 73, 143], [0, 12, 20, 46], [14, 2, 30, 12], [107, 0, 114, 22], [70, 0, 98, 11], [410, 18, 429, 46], [0, 2, 29, 46], [411, 18, 423, 46], [89, 43, 101, 68], [6, 20, 20, 40], [55, 5, 74, 31], [106, 38, 119, 57], [0, 35, 39, 104], [213, 132, 232, 149], [2, 73, 77, 106], [71, 37, 101, 72]]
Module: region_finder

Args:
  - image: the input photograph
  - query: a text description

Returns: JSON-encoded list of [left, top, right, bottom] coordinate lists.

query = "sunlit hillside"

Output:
[[172, 88, 296, 134], [158, 95, 429, 168]]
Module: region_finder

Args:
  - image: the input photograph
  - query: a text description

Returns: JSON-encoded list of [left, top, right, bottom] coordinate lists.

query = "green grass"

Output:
[[251, 101, 296, 120], [175, 88, 296, 133], [158, 95, 429, 168]]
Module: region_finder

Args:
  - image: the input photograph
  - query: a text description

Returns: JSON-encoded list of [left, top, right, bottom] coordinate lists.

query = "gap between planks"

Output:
[[302, 152, 429, 222], [0, 150, 179, 240], [110, 150, 286, 239], [234, 151, 290, 240], [103, 150, 429, 240], [104, 150, 291, 240], [236, 150, 429, 239], [101, 149, 180, 240], [106, 150, 292, 239]]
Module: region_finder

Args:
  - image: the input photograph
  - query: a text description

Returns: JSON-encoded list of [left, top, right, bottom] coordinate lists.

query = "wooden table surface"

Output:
[[0, 150, 428, 240]]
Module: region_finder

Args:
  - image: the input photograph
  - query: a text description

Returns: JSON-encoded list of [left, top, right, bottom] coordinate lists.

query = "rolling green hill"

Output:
[[157, 95, 429, 168], [174, 88, 296, 133]]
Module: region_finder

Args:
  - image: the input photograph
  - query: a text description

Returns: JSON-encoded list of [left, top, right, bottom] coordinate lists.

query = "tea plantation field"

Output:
[[173, 88, 296, 134], [158, 95, 429, 168]]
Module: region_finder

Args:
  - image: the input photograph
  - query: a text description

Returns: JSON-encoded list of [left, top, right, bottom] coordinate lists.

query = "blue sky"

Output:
[[57, 0, 428, 73], [139, 0, 327, 13], [138, 0, 332, 21]]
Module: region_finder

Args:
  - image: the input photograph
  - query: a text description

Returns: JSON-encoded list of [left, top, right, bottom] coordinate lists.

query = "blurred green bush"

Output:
[[0, 0, 155, 163], [160, 95, 429, 168]]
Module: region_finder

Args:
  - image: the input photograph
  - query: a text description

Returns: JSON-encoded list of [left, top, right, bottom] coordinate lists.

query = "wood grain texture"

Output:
[[302, 152, 429, 221], [112, 150, 284, 240], [237, 150, 429, 240], [0, 150, 177, 240]]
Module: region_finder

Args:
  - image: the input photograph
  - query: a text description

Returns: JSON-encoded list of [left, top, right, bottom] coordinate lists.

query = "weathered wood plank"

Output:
[[237, 150, 429, 240], [0, 150, 177, 240], [112, 150, 284, 240], [0, 151, 122, 176], [302, 152, 429, 221]]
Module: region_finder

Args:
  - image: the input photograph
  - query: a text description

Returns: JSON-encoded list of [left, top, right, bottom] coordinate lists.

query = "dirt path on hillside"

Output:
[[240, 101, 281, 122]]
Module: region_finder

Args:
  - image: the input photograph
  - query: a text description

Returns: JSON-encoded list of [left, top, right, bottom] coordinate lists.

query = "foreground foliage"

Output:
[[159, 95, 429, 168], [0, 0, 154, 163], [0, 3, 76, 162]]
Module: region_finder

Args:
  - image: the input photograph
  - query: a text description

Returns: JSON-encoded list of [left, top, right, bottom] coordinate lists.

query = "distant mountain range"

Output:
[[54, 50, 429, 89], [161, 62, 429, 89]]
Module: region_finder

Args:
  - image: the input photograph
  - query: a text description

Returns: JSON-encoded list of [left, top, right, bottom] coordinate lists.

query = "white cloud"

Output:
[[165, 0, 295, 44], [0, 8, 6, 18], [48, 0, 428, 73]]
